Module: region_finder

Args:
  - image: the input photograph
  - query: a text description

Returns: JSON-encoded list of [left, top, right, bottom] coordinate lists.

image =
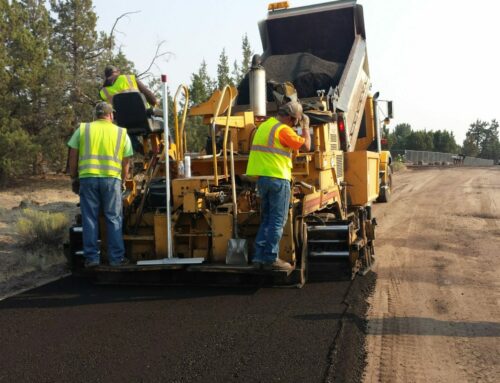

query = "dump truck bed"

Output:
[[237, 0, 370, 150]]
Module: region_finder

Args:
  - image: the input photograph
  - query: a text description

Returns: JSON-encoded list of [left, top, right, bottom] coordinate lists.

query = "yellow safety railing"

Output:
[[211, 85, 233, 186], [173, 84, 190, 161]]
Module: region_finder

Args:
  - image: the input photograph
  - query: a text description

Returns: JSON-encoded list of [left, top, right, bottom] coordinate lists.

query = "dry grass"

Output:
[[393, 161, 406, 172], [16, 209, 69, 248]]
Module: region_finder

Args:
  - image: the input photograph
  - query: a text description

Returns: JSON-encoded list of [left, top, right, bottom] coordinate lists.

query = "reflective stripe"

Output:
[[80, 126, 122, 164], [114, 128, 123, 158], [80, 154, 120, 162], [267, 122, 282, 147], [101, 75, 139, 105], [79, 121, 125, 178], [102, 87, 112, 102], [251, 144, 292, 158], [79, 163, 122, 172], [84, 123, 91, 156], [125, 75, 135, 88], [246, 117, 293, 180]]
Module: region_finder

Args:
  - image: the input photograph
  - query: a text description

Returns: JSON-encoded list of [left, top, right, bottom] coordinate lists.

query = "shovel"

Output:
[[226, 141, 248, 265]]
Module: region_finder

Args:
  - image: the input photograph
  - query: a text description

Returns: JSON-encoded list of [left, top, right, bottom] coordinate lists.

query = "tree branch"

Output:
[[85, 10, 141, 60], [137, 40, 174, 78], [109, 10, 141, 45]]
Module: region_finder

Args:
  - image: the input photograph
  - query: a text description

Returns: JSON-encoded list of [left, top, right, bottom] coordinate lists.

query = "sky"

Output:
[[94, 0, 500, 143]]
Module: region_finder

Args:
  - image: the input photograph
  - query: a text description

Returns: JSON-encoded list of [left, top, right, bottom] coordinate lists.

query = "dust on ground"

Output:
[[0, 175, 79, 298], [364, 167, 500, 383]]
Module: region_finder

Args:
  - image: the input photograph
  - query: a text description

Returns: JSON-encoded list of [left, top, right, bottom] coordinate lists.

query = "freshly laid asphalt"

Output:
[[0, 271, 373, 383]]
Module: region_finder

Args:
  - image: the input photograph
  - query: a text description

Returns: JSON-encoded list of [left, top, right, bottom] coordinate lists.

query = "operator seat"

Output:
[[112, 92, 163, 136]]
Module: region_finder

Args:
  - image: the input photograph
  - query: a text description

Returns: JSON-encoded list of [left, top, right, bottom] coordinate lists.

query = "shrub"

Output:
[[35, 127, 70, 173], [0, 123, 40, 184], [16, 209, 69, 248], [392, 159, 406, 172]]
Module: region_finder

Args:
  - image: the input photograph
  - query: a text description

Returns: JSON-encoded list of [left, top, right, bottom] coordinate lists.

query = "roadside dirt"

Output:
[[364, 167, 500, 382], [0, 175, 78, 298]]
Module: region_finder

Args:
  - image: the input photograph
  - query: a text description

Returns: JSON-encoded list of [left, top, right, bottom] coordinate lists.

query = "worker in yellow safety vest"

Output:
[[100, 65, 158, 108], [67, 102, 134, 268], [246, 101, 310, 271]]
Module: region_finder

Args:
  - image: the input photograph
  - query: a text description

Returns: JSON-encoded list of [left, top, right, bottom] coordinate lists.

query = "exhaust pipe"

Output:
[[373, 92, 381, 153], [249, 54, 266, 117]]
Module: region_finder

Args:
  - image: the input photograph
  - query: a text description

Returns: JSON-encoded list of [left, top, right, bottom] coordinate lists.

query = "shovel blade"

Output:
[[226, 238, 248, 265]]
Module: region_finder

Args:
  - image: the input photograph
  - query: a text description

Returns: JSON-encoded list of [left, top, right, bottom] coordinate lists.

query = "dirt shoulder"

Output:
[[364, 167, 500, 382], [0, 175, 79, 298]]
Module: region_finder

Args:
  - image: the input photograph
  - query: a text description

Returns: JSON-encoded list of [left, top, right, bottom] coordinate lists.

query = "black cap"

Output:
[[104, 65, 119, 78]]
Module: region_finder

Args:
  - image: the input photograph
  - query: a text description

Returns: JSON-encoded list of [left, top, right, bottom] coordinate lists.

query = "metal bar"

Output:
[[307, 225, 349, 231], [174, 233, 212, 237], [137, 257, 205, 265], [309, 251, 350, 257], [307, 239, 347, 243], [161, 75, 173, 259]]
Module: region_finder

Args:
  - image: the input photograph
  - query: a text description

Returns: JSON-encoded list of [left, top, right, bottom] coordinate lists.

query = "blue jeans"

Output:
[[253, 176, 291, 264], [80, 177, 125, 265]]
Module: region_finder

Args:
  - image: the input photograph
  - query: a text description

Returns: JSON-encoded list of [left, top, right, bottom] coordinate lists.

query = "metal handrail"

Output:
[[221, 86, 233, 181], [173, 84, 190, 161], [211, 85, 233, 186]]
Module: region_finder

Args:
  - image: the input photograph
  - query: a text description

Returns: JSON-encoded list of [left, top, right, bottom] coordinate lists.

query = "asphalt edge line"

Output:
[[321, 280, 354, 383], [0, 272, 72, 301], [323, 272, 378, 383]]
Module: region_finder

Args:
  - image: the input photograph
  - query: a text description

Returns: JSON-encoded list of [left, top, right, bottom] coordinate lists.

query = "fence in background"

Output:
[[401, 150, 494, 166]]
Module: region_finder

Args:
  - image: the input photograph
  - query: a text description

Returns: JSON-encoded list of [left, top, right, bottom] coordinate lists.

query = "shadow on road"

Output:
[[0, 276, 260, 310], [294, 312, 500, 338]]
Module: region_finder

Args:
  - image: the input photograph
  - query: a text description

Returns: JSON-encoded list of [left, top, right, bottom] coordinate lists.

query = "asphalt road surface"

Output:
[[3, 166, 497, 383], [0, 268, 372, 383]]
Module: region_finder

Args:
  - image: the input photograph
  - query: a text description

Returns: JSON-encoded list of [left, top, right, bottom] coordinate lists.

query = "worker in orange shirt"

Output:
[[246, 101, 310, 271]]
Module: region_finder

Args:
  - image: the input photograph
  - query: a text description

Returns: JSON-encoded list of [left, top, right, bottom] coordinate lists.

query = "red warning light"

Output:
[[161, 74, 167, 83], [338, 118, 345, 132], [381, 138, 388, 145]]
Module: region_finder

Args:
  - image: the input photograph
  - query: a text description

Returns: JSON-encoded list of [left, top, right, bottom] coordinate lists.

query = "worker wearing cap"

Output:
[[67, 102, 134, 268], [246, 101, 311, 271], [100, 65, 158, 107]]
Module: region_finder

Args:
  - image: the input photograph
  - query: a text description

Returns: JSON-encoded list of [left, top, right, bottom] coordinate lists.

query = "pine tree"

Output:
[[0, 0, 143, 181], [480, 119, 499, 162], [463, 119, 500, 160], [50, 0, 110, 123], [186, 60, 215, 151], [231, 60, 241, 85], [240, 33, 253, 79], [0, 0, 12, 122], [190, 60, 213, 105], [0, 0, 58, 178], [5, 0, 52, 134], [216, 48, 232, 89]]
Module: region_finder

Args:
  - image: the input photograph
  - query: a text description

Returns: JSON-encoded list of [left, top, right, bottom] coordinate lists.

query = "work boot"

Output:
[[252, 261, 263, 270], [84, 260, 99, 269], [262, 258, 293, 272], [110, 258, 131, 267]]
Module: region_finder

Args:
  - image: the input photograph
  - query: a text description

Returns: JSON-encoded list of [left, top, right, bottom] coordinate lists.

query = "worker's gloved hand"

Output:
[[121, 182, 127, 194], [300, 114, 310, 131], [151, 107, 163, 118], [71, 178, 80, 195]]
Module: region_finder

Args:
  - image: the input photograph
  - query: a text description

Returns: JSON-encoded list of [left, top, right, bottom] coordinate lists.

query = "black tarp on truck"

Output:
[[237, 0, 371, 150]]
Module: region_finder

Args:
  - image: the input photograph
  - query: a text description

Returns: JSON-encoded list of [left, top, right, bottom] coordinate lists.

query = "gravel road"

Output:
[[364, 167, 500, 382]]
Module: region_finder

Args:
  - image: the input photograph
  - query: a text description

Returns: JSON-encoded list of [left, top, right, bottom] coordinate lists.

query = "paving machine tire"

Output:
[[377, 166, 392, 203], [294, 221, 308, 288]]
